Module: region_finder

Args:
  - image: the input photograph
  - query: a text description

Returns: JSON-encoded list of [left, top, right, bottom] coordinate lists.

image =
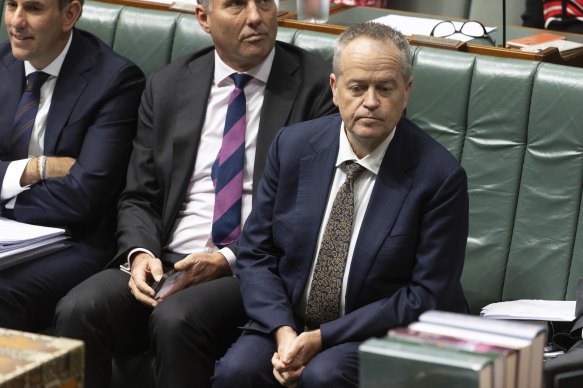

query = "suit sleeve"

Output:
[[237, 129, 300, 333], [319, 165, 469, 349], [114, 74, 166, 260], [12, 64, 144, 227]]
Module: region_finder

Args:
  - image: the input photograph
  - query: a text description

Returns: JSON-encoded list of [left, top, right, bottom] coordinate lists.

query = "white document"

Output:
[[521, 39, 583, 53], [371, 14, 496, 42], [481, 300, 576, 322], [0, 216, 65, 245]]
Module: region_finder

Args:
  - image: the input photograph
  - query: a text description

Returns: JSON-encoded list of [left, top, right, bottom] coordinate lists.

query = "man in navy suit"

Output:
[[213, 22, 469, 387], [0, 0, 144, 330]]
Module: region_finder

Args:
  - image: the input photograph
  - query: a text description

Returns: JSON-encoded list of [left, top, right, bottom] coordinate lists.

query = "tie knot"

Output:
[[230, 73, 252, 89], [26, 71, 50, 92], [344, 162, 365, 184]]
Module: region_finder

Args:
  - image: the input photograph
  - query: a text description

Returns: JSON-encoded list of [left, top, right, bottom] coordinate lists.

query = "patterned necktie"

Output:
[[10, 71, 51, 159], [211, 73, 252, 248], [305, 161, 366, 329]]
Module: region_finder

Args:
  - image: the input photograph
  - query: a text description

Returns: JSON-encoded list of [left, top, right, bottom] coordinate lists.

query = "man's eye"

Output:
[[349, 85, 364, 94], [226, 0, 245, 8]]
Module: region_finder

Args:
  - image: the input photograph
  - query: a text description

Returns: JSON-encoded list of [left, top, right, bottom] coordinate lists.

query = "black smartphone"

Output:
[[148, 269, 176, 295], [149, 269, 184, 300]]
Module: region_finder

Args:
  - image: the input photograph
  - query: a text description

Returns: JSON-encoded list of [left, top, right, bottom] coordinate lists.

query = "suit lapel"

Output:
[[290, 118, 341, 304], [45, 30, 91, 154], [253, 44, 301, 190], [345, 121, 418, 312], [164, 51, 214, 231], [0, 52, 24, 157]]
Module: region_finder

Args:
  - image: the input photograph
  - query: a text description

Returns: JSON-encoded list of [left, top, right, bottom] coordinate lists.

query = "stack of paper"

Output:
[[0, 217, 69, 270], [481, 300, 576, 322]]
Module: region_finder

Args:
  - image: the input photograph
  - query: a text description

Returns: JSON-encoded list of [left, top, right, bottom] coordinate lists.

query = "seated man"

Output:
[[54, 0, 336, 386], [213, 22, 469, 387], [0, 0, 144, 330]]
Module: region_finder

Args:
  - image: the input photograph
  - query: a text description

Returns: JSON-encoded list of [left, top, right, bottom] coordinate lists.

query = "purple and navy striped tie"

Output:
[[211, 73, 252, 248], [10, 71, 50, 159]]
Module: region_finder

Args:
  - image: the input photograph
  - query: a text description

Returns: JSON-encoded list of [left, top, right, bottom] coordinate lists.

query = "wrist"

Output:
[[37, 156, 47, 181]]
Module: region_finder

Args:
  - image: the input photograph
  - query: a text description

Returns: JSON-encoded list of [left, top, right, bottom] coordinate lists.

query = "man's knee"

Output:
[[149, 297, 191, 337], [297, 344, 359, 388], [213, 352, 258, 388], [55, 269, 129, 334]]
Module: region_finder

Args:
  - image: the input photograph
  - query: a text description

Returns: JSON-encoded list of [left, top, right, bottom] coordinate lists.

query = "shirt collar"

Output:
[[336, 122, 396, 175], [214, 46, 275, 86], [24, 31, 73, 77]]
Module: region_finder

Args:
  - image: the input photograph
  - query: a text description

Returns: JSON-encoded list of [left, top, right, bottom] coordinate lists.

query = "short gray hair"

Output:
[[197, 0, 212, 13], [333, 22, 412, 82]]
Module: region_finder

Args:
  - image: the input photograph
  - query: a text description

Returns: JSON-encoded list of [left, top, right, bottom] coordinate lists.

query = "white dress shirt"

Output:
[[0, 33, 73, 207], [129, 48, 275, 272], [297, 123, 396, 319]]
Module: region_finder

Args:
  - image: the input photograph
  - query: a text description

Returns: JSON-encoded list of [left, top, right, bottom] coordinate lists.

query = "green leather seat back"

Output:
[[406, 47, 583, 313], [408, 48, 474, 161], [291, 30, 337, 63], [461, 56, 538, 313], [171, 13, 212, 62], [76, 1, 123, 46], [1, 0, 7, 43], [505, 64, 583, 302], [113, 7, 178, 77], [276, 27, 297, 44]]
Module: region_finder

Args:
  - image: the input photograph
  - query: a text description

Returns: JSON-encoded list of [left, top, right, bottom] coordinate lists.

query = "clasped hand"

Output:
[[128, 250, 231, 307], [272, 326, 322, 387]]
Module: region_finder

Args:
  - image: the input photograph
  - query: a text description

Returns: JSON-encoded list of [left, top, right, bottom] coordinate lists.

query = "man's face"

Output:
[[330, 37, 412, 158], [4, 0, 79, 69], [196, 0, 277, 72]]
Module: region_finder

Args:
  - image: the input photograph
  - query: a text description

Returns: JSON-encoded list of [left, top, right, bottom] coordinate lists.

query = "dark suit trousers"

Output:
[[54, 269, 247, 388], [212, 331, 360, 388], [0, 240, 108, 331]]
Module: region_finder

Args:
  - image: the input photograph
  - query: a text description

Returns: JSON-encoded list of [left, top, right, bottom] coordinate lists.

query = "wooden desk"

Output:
[[91, 0, 583, 67], [278, 3, 583, 67]]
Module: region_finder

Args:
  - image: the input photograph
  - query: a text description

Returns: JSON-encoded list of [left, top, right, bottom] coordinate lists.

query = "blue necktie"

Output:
[[211, 73, 252, 248], [10, 71, 50, 159]]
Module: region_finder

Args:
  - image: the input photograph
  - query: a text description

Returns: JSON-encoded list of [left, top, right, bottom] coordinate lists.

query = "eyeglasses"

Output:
[[430, 20, 496, 46]]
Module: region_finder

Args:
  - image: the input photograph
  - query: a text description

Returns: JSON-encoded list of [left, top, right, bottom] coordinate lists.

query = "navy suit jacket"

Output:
[[0, 29, 145, 258], [237, 114, 469, 349], [113, 42, 337, 266]]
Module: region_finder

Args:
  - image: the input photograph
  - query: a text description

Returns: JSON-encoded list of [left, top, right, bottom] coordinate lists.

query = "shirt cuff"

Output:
[[126, 247, 156, 271], [219, 247, 236, 274], [1, 159, 31, 204]]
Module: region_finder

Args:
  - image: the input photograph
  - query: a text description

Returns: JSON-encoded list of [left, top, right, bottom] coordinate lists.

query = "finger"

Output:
[[272, 368, 287, 386], [272, 353, 288, 372], [174, 253, 196, 272], [149, 258, 164, 282], [128, 277, 157, 307]]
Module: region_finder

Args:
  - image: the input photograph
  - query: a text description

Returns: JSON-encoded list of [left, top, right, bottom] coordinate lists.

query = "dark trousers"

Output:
[[213, 331, 360, 388], [54, 268, 246, 388], [0, 240, 108, 331]]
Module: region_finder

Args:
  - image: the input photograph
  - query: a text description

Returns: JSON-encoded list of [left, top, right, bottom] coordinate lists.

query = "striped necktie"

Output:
[[10, 71, 50, 159], [305, 161, 366, 329], [211, 73, 252, 248]]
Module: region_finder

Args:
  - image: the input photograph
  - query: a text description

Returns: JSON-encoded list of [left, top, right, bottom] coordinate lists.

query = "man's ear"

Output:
[[330, 73, 339, 107], [195, 5, 211, 33], [62, 0, 82, 33], [402, 77, 413, 110]]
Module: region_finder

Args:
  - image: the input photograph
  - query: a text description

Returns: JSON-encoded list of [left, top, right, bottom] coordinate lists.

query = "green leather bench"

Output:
[[70, 0, 583, 314], [2, 0, 583, 385]]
